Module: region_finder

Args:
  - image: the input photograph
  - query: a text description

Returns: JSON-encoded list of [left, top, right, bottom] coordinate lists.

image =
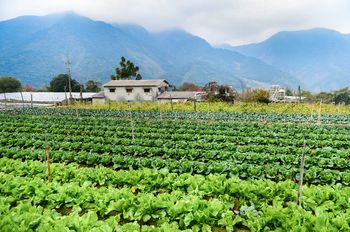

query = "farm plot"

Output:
[[0, 108, 349, 231]]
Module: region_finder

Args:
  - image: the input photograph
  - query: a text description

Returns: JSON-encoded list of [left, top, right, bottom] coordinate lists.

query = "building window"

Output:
[[144, 88, 151, 93], [126, 88, 133, 93], [109, 88, 115, 93]]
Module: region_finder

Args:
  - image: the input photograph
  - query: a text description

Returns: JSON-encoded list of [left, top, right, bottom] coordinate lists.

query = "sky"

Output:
[[1, 0, 350, 45]]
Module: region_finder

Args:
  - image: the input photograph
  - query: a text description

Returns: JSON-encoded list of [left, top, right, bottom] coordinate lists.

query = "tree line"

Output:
[[0, 75, 101, 93], [298, 88, 350, 105]]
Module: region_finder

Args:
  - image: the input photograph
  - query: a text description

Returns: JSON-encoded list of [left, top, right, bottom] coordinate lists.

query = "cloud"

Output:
[[1, 0, 350, 45]]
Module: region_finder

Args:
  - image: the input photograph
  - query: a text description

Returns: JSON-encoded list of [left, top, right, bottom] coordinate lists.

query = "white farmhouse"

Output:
[[92, 79, 169, 103]]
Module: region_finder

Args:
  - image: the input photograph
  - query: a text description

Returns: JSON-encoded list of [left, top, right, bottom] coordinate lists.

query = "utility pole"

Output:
[[65, 57, 73, 103]]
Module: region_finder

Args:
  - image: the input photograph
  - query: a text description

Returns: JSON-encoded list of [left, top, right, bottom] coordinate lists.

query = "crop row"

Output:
[[2, 125, 350, 156], [11, 108, 350, 124], [1, 134, 350, 172], [2, 113, 350, 138], [2, 123, 350, 149], [2, 157, 349, 204], [1, 158, 350, 231], [1, 147, 349, 185]]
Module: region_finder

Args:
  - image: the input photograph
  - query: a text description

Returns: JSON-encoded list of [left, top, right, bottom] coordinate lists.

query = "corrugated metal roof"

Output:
[[104, 79, 168, 87], [157, 91, 198, 99], [92, 91, 105, 98]]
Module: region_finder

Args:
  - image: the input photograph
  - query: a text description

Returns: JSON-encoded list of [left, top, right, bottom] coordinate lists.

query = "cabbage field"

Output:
[[0, 108, 349, 231]]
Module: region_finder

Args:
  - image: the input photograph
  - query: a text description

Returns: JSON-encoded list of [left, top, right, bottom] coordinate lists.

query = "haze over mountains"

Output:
[[0, 12, 297, 89], [0, 12, 349, 91], [230, 28, 350, 91]]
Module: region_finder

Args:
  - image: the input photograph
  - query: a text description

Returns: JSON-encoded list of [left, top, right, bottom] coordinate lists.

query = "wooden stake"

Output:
[[128, 102, 135, 142], [80, 85, 83, 101], [3, 92, 7, 109], [296, 135, 306, 206], [30, 93, 33, 108], [337, 103, 340, 114], [20, 91, 25, 108], [317, 98, 322, 125], [64, 86, 68, 105], [45, 146, 51, 182], [157, 100, 162, 120], [170, 94, 173, 111]]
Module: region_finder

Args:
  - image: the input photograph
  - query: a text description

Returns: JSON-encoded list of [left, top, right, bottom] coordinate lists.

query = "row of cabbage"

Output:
[[11, 108, 350, 124], [1, 158, 349, 231], [0, 111, 349, 185], [2, 146, 349, 185]]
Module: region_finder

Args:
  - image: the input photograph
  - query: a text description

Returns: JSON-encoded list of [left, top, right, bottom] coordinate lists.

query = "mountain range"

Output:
[[0, 12, 297, 89], [229, 28, 350, 91], [0, 12, 349, 91]]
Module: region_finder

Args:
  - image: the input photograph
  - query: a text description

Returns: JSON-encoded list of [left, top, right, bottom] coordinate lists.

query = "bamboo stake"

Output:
[[157, 100, 162, 120], [4, 92, 7, 109], [45, 145, 51, 182], [317, 98, 322, 125], [30, 93, 33, 108], [20, 91, 25, 108], [80, 85, 83, 101], [64, 86, 68, 106], [296, 135, 307, 206], [128, 102, 135, 142], [337, 103, 340, 114], [170, 93, 173, 111]]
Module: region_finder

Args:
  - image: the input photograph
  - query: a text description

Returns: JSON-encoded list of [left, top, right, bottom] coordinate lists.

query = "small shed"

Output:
[[92, 91, 106, 104]]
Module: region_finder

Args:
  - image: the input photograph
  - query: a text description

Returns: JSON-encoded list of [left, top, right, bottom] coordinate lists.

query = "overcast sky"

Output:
[[1, 0, 350, 45]]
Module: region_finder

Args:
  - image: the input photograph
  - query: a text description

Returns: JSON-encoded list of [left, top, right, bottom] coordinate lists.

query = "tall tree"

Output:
[[333, 87, 350, 105], [111, 57, 142, 80], [242, 89, 270, 103], [0, 76, 21, 93], [85, 80, 101, 92], [49, 74, 82, 92]]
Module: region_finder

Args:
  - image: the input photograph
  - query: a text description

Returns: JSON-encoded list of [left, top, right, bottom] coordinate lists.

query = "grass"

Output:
[[65, 101, 350, 114]]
